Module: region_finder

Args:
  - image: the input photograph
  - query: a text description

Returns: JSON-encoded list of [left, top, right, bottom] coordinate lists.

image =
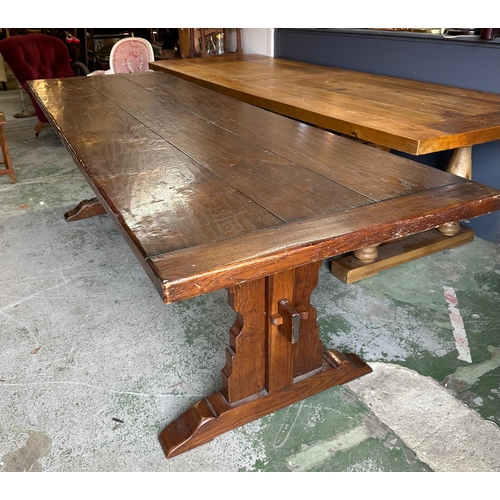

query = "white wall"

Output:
[[240, 29, 274, 56]]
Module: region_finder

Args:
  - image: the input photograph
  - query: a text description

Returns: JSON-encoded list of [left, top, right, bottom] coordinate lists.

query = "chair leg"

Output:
[[34, 121, 44, 137], [0, 119, 15, 184]]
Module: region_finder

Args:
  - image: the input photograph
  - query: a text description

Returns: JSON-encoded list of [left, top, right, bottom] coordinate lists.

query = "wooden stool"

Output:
[[0, 111, 15, 183]]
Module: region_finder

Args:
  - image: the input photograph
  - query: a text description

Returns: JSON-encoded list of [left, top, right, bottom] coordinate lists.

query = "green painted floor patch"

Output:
[[308, 435, 432, 472], [236, 387, 430, 472], [239, 387, 365, 471], [237, 386, 429, 472], [445, 345, 500, 389], [318, 245, 500, 382], [287, 422, 377, 471], [314, 267, 454, 372], [349, 242, 500, 314], [443, 347, 500, 425], [450, 370, 500, 426]]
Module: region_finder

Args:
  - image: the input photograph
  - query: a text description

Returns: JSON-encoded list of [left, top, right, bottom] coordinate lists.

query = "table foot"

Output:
[[331, 226, 474, 283], [160, 349, 371, 458], [64, 198, 106, 221], [159, 261, 372, 458]]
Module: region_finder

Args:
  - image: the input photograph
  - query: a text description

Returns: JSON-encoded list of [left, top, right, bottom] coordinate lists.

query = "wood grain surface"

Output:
[[151, 54, 500, 155], [29, 72, 500, 304]]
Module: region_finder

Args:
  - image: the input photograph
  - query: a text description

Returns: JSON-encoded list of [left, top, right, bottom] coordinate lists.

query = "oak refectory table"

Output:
[[28, 71, 500, 458], [150, 54, 500, 283]]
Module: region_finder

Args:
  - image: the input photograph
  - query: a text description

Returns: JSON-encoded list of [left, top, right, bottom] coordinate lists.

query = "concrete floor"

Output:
[[1, 84, 500, 473]]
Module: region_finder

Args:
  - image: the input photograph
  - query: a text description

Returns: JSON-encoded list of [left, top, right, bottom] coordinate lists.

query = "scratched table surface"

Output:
[[28, 71, 500, 304], [150, 54, 500, 156]]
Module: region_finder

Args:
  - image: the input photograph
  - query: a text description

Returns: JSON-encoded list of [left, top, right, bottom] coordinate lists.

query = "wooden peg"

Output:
[[276, 299, 308, 344]]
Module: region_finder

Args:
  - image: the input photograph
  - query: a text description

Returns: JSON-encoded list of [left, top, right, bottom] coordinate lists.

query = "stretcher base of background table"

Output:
[[330, 226, 474, 284]]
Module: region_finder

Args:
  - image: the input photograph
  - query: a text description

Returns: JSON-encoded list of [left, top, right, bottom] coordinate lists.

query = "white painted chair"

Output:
[[88, 37, 155, 76], [109, 37, 154, 74]]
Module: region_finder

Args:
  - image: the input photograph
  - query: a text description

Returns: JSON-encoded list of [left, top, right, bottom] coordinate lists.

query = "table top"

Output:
[[28, 72, 500, 304], [150, 54, 500, 156]]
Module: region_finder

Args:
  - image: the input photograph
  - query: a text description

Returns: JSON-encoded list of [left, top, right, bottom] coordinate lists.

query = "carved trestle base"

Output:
[[160, 350, 370, 458], [159, 261, 372, 458], [332, 146, 474, 281]]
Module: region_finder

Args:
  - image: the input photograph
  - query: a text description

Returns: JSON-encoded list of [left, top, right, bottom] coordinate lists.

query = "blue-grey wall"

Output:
[[274, 29, 500, 243]]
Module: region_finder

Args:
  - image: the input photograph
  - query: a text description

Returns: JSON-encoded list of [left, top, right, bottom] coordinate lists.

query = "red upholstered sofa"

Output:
[[0, 34, 75, 135]]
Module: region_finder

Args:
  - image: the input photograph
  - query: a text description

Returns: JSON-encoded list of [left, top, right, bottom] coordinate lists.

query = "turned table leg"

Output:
[[159, 261, 372, 458], [438, 146, 472, 236], [353, 244, 380, 263]]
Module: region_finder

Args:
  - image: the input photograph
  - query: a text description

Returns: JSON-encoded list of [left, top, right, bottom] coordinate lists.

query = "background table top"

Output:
[[150, 54, 500, 156], [29, 72, 500, 303]]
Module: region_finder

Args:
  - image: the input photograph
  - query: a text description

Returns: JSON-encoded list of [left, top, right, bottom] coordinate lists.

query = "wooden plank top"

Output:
[[150, 54, 500, 156], [28, 72, 500, 304]]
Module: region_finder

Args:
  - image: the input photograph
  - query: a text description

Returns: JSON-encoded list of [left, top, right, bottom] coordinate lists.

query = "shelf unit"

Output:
[[182, 29, 242, 58]]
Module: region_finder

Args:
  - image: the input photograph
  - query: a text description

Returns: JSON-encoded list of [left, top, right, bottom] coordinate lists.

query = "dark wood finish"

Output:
[[0, 111, 15, 183], [223, 278, 266, 403], [161, 349, 371, 458], [28, 72, 500, 458], [150, 54, 500, 156], [64, 198, 106, 221]]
